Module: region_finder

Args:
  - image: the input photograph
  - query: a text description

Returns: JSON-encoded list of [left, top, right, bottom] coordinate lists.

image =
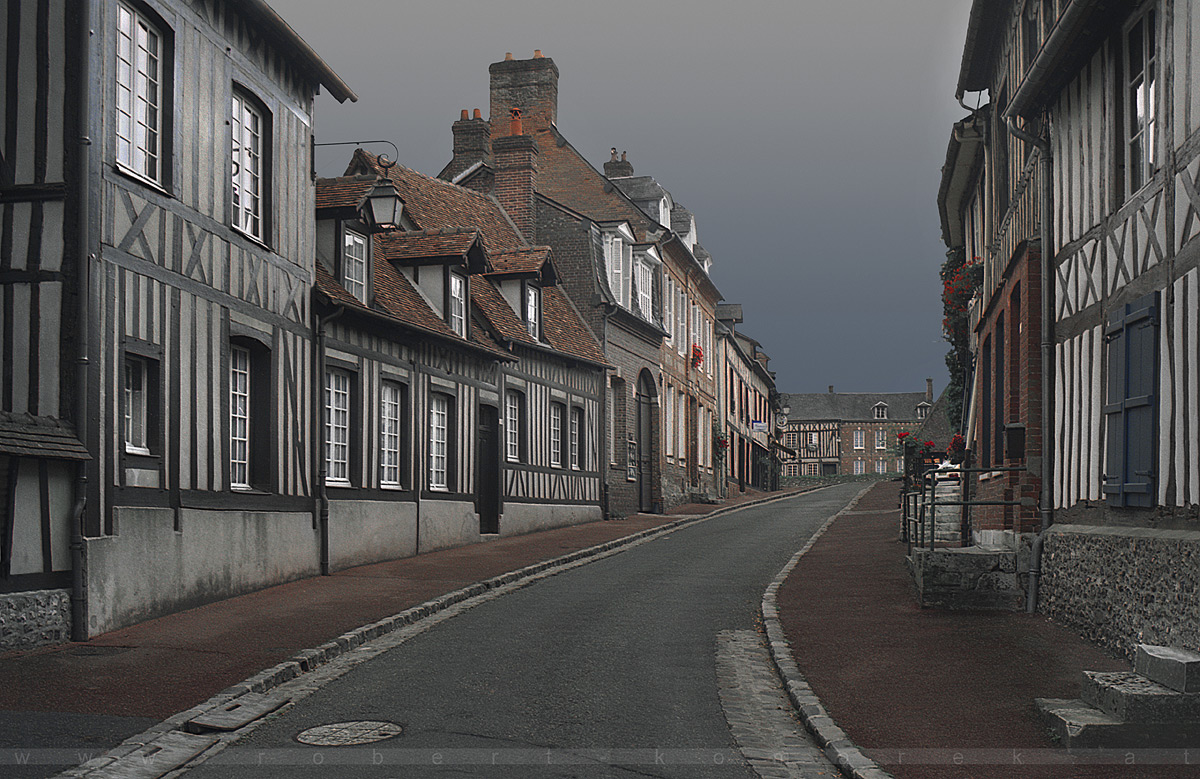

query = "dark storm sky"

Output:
[[269, 0, 974, 395]]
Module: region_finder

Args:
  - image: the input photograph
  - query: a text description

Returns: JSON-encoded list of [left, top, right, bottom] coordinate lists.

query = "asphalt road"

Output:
[[186, 483, 863, 779]]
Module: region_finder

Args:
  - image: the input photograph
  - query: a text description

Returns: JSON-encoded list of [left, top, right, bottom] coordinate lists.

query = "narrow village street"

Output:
[[177, 484, 862, 778]]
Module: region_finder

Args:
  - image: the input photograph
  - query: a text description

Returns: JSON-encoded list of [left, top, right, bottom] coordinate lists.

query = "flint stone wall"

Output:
[[1041, 525, 1200, 659], [0, 589, 70, 651]]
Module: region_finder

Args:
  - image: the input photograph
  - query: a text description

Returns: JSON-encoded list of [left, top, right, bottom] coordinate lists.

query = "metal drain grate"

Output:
[[295, 721, 403, 746]]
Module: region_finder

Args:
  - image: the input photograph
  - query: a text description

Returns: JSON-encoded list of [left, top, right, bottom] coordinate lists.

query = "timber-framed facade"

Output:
[[945, 0, 1200, 655]]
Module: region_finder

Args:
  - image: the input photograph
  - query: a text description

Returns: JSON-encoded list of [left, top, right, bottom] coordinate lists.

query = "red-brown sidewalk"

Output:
[[0, 486, 792, 723], [777, 480, 1195, 779]]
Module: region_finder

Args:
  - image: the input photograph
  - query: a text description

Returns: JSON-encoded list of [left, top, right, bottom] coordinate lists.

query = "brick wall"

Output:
[[970, 242, 1042, 535]]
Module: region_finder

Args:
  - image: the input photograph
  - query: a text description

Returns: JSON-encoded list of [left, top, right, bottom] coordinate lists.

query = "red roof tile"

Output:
[[352, 151, 524, 256], [315, 175, 376, 211], [378, 229, 480, 262], [471, 278, 537, 347], [542, 287, 607, 365], [488, 246, 550, 275]]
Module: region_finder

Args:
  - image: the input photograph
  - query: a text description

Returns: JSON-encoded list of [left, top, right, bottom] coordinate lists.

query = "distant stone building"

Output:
[[779, 383, 934, 477]]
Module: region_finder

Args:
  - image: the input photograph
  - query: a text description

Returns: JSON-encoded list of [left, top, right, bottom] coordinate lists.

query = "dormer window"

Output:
[[449, 273, 467, 337], [635, 258, 653, 319], [343, 229, 367, 303], [917, 403, 930, 420], [601, 223, 636, 309], [525, 284, 541, 339], [874, 403, 888, 420]]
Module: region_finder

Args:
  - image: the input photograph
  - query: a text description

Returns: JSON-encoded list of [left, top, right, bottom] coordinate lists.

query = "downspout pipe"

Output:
[[70, 0, 94, 643], [599, 301, 614, 519], [1004, 114, 1054, 613], [410, 358, 422, 555], [315, 305, 345, 576]]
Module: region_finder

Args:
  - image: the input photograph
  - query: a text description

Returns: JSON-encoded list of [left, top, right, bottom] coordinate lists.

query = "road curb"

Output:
[[60, 486, 817, 778], [760, 482, 897, 779]]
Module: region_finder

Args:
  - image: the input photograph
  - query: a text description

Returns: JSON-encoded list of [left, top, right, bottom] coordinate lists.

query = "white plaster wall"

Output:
[[417, 500, 480, 553], [85, 507, 319, 636], [328, 500, 417, 570], [500, 503, 602, 538]]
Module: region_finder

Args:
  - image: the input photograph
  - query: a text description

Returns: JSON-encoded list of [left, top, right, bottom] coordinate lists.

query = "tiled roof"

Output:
[[531, 129, 659, 242], [471, 278, 537, 347], [671, 203, 694, 236], [378, 229, 480, 262], [315, 175, 376, 211], [609, 175, 668, 204], [0, 412, 89, 461], [353, 151, 524, 256], [542, 287, 607, 364], [915, 388, 955, 447], [780, 391, 932, 422], [488, 247, 550, 274]]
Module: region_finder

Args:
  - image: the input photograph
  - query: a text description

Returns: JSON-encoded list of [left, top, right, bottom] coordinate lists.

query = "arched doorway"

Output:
[[635, 371, 657, 513]]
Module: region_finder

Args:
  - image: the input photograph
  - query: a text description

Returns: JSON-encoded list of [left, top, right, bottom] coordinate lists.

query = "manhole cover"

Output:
[[295, 721, 403, 746]]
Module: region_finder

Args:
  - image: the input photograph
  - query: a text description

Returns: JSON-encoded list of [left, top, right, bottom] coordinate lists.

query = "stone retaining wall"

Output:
[[1041, 525, 1200, 658], [0, 589, 71, 651]]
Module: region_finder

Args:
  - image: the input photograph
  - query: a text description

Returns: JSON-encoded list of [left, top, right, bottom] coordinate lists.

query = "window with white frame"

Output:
[[525, 285, 540, 339], [853, 459, 865, 475], [570, 407, 582, 470], [605, 234, 624, 306], [505, 389, 524, 462], [448, 273, 467, 337], [664, 277, 674, 344], [874, 404, 887, 419], [550, 403, 564, 468], [896, 458, 904, 473], [917, 404, 929, 420], [785, 464, 799, 477], [809, 431, 819, 447], [677, 392, 687, 463], [342, 230, 367, 303], [230, 346, 251, 488], [691, 304, 700, 352], [379, 381, 403, 487], [803, 463, 819, 477], [231, 91, 265, 241], [853, 429, 864, 450], [665, 384, 675, 458], [124, 357, 151, 455], [116, 2, 164, 183], [875, 459, 887, 474], [676, 289, 687, 355], [325, 369, 351, 485], [635, 259, 653, 319], [429, 393, 450, 491], [876, 430, 887, 449], [1124, 8, 1158, 197]]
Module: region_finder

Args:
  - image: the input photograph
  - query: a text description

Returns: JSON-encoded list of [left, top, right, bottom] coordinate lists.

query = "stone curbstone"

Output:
[[65, 485, 823, 777], [759, 483, 896, 779]]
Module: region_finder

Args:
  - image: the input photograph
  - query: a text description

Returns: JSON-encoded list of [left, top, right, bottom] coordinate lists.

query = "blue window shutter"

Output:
[[1103, 292, 1159, 507]]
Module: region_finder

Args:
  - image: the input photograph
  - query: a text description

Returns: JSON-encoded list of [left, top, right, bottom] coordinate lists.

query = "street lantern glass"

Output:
[[367, 179, 401, 228]]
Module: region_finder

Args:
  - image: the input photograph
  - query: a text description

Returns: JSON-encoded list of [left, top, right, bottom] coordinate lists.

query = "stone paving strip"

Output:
[[716, 630, 838, 778], [56, 487, 823, 779], [760, 484, 897, 779]]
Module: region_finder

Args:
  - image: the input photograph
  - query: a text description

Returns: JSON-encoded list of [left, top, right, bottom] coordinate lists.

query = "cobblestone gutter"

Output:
[[1041, 524, 1200, 659]]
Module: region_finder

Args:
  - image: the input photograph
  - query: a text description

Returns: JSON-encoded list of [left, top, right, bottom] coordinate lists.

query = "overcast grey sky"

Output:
[[270, 0, 974, 395]]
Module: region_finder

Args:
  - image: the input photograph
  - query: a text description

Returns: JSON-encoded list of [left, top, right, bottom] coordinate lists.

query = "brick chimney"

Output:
[[926, 378, 934, 402], [493, 108, 538, 243], [489, 51, 559, 137], [448, 108, 490, 177], [604, 148, 634, 178]]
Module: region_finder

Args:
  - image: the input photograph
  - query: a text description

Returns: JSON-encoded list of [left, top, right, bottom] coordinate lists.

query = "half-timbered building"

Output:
[[946, 0, 1200, 653], [328, 152, 607, 551], [716, 305, 781, 491], [779, 387, 932, 478], [1, 0, 354, 645]]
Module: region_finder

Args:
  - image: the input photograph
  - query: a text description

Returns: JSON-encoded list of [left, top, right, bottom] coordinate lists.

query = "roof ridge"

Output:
[[361, 150, 502, 206]]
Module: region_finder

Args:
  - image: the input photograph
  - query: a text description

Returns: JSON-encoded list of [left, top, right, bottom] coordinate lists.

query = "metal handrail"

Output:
[[904, 457, 1028, 552]]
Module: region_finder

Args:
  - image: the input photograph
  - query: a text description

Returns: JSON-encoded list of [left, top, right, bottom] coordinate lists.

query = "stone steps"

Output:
[[1037, 645, 1200, 749]]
